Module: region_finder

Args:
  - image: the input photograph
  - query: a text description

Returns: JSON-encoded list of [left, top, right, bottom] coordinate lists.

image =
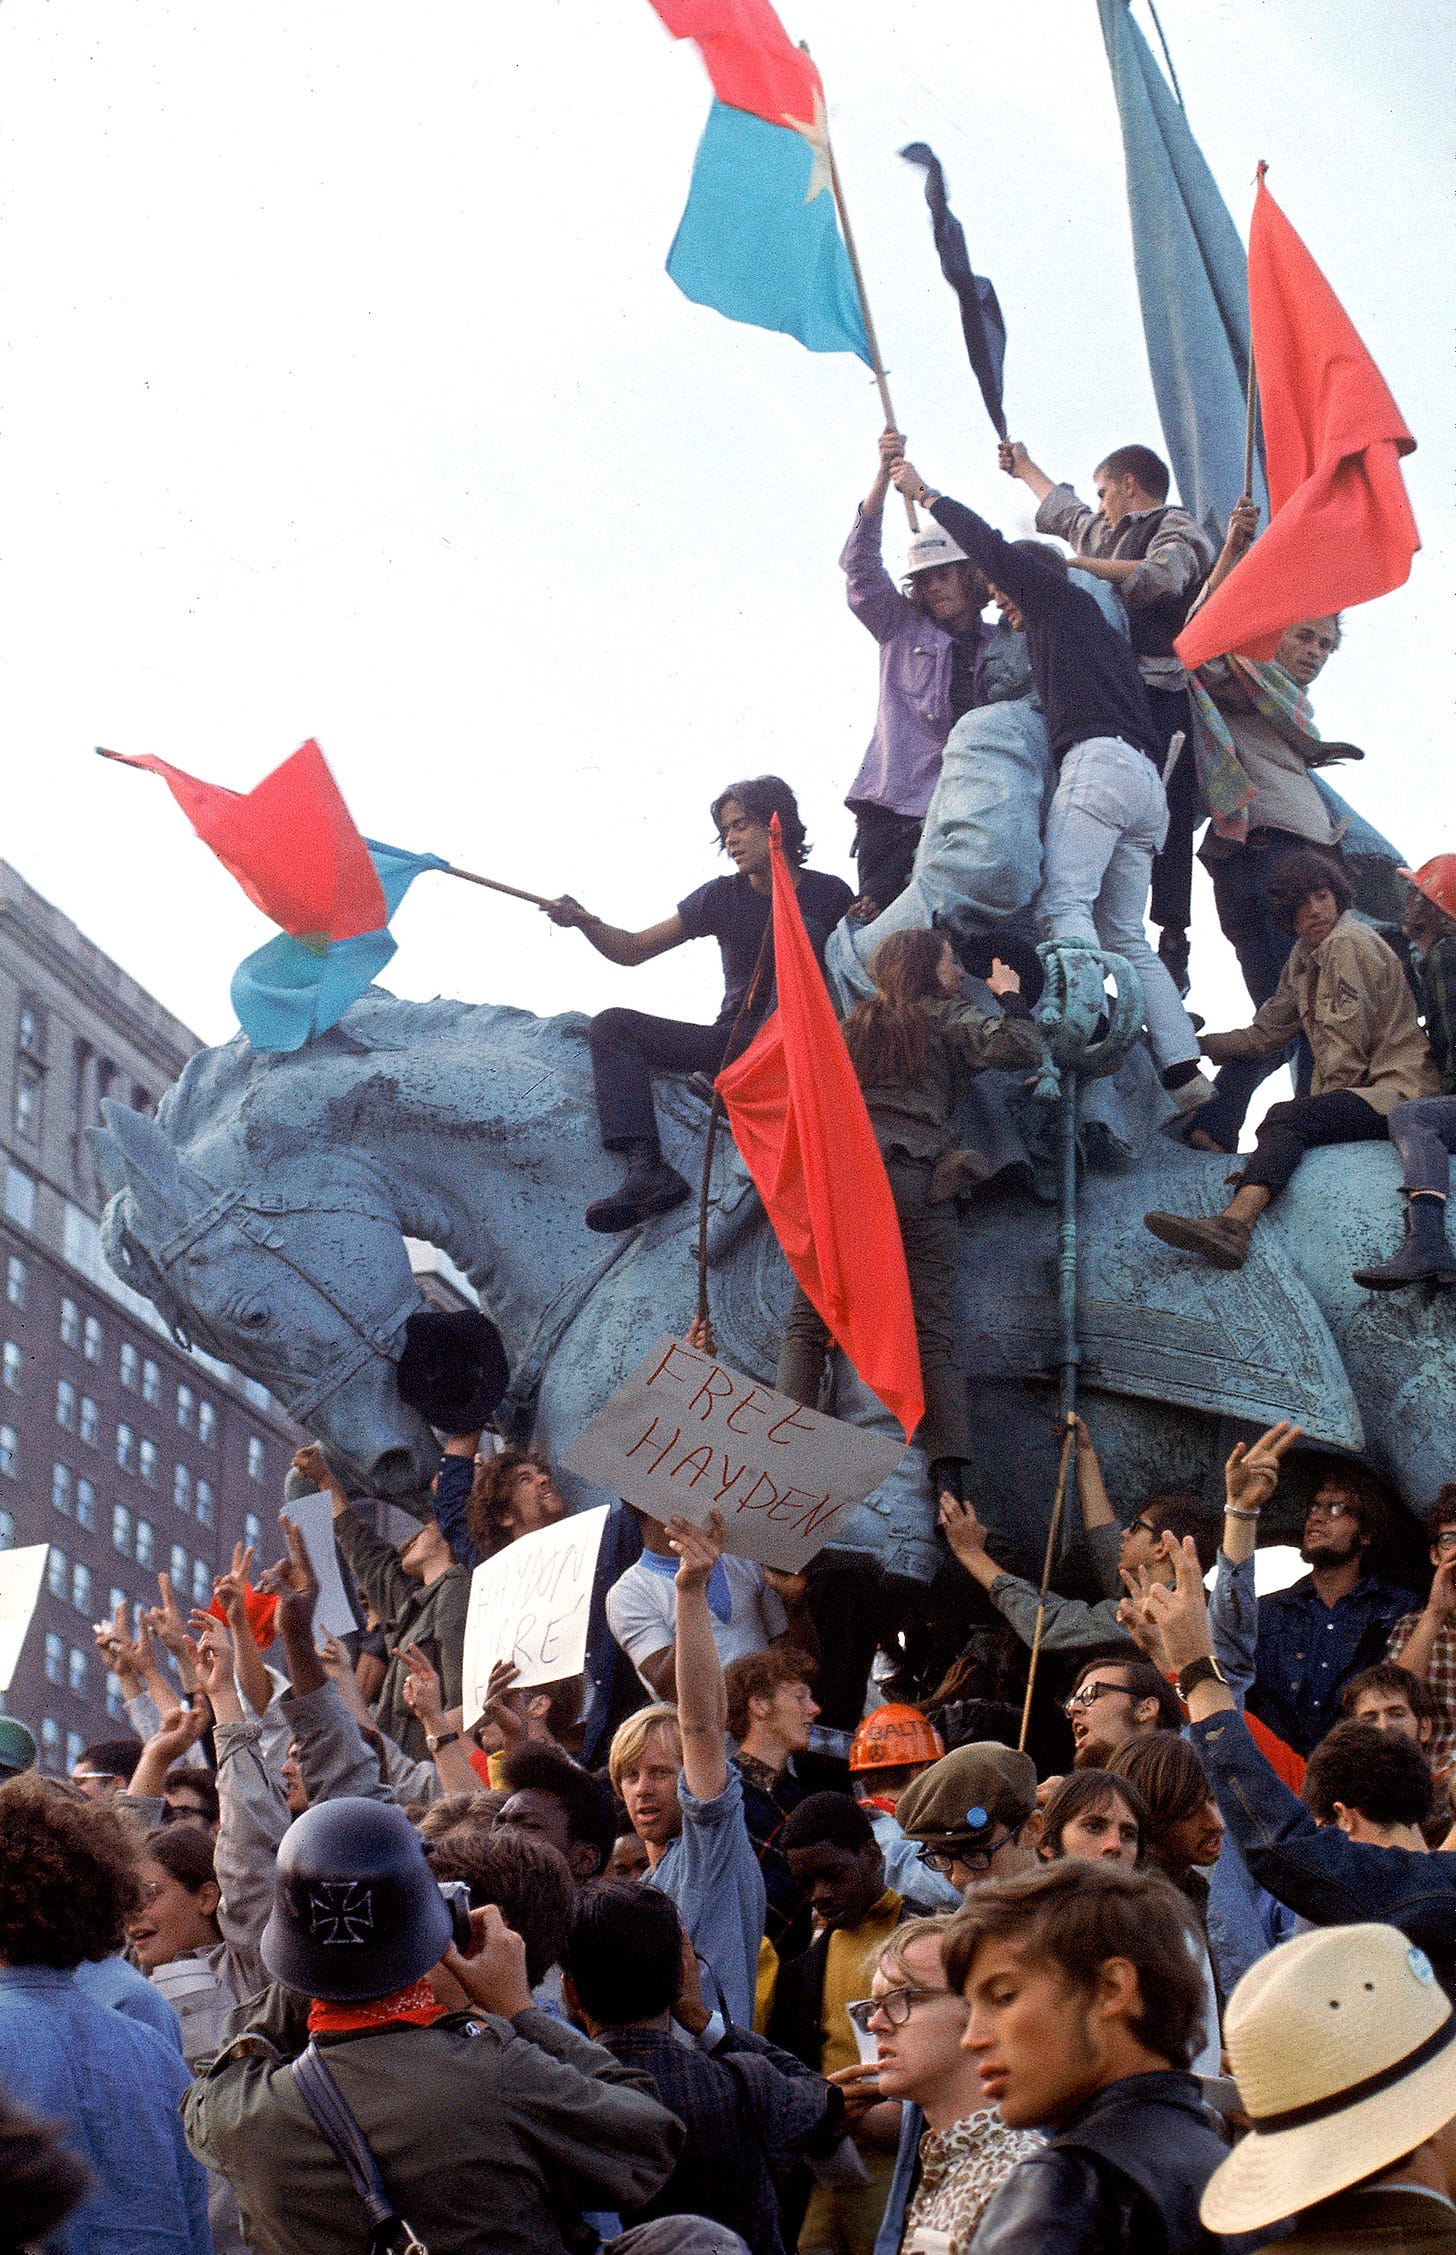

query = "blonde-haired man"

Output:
[[609, 1511, 766, 2031]]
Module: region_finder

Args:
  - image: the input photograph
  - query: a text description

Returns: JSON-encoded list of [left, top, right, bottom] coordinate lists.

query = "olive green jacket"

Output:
[[858, 993, 1044, 1161], [184, 1984, 683, 2255]]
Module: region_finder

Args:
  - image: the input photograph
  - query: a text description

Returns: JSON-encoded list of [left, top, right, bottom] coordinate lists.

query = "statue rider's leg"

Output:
[[885, 1155, 972, 1505], [1353, 1097, 1456, 1289], [776, 1286, 832, 1407], [1147, 1092, 1389, 1270], [1196, 833, 1310, 1152], [1037, 738, 1207, 1110], [584, 1007, 717, 1233], [1147, 686, 1196, 993]]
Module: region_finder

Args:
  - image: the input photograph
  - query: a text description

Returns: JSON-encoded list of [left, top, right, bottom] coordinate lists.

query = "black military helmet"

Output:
[[261, 1797, 454, 2001], [395, 1308, 510, 1434]]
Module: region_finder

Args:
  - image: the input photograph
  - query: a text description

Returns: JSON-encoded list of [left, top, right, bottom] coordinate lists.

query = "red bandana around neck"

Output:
[[308, 1978, 446, 2034]]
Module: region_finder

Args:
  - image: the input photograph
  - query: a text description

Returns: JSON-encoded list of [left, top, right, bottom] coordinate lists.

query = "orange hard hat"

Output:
[[1400, 856, 1456, 924], [849, 1704, 945, 1772]]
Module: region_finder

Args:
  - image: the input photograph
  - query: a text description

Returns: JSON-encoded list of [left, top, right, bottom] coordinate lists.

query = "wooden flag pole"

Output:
[[1018, 1416, 1077, 1755], [445, 864, 557, 911], [1243, 162, 1267, 499], [799, 42, 918, 533]]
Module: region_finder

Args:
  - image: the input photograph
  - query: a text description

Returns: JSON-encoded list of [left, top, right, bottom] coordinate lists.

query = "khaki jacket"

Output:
[[1202, 914, 1439, 1118], [184, 1987, 683, 2255]]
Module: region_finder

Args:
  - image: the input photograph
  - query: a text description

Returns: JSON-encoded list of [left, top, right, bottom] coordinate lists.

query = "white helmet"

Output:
[[904, 522, 969, 574]]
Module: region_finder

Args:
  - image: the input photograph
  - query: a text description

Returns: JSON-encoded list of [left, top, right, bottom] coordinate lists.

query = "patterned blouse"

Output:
[[901, 2108, 1042, 2254]]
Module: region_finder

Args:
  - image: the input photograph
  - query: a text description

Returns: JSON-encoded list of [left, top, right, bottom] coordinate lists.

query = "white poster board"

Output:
[[281, 1491, 362, 1642], [461, 1504, 610, 1729], [563, 1336, 907, 1574], [0, 1543, 49, 1692]]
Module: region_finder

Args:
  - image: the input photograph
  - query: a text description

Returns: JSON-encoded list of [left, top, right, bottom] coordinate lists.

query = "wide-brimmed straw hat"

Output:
[[1200, 1922, 1456, 2235]]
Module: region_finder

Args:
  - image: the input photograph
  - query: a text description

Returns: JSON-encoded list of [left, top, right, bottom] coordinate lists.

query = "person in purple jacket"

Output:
[[841, 427, 993, 917]]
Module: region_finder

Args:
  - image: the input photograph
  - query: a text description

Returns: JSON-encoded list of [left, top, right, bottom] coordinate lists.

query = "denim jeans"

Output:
[[1035, 736, 1200, 1071], [1197, 831, 1318, 1148], [1388, 1094, 1456, 1195]]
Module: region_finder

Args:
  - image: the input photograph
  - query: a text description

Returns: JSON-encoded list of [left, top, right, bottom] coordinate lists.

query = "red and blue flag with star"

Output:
[[648, 0, 870, 360]]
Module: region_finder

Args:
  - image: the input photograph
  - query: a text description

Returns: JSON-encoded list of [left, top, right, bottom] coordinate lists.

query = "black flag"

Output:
[[900, 142, 1008, 439]]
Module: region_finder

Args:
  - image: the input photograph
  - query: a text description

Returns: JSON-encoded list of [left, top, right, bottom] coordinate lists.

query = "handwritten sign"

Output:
[[0, 1544, 49, 1693], [281, 1491, 362, 1643], [563, 1336, 907, 1573], [461, 1504, 609, 1728]]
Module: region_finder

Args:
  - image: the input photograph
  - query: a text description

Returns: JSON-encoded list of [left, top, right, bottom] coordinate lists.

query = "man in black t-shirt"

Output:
[[545, 776, 853, 1233]]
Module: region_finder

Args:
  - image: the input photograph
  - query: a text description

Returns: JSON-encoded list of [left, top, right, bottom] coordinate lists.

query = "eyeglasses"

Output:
[[1125, 1517, 1159, 1542], [1064, 1679, 1135, 1717], [1306, 1499, 1355, 1521], [845, 1986, 946, 2033], [916, 1828, 1013, 1877]]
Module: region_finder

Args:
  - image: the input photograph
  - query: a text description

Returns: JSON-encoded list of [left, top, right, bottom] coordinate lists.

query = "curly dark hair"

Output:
[[1266, 849, 1354, 936], [466, 1447, 550, 1560], [1302, 1720, 1435, 1829], [0, 1776, 143, 1966]]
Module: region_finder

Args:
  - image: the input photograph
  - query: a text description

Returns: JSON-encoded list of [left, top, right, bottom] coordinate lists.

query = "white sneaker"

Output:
[[1169, 1072, 1216, 1116]]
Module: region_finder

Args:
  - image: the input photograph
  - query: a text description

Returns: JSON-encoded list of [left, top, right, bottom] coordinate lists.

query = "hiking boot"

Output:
[[1352, 1197, 1456, 1291], [1143, 1209, 1253, 1270], [585, 1147, 692, 1234]]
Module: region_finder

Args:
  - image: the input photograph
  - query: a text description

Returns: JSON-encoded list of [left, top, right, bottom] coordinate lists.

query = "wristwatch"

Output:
[[1175, 1654, 1227, 1701], [426, 1730, 461, 1754]]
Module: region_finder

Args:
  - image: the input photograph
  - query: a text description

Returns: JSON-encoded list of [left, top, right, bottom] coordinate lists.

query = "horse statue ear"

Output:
[[86, 1102, 210, 1242]]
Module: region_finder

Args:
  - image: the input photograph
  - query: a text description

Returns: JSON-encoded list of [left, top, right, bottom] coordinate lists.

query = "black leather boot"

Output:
[[585, 1140, 692, 1234], [1352, 1195, 1456, 1291]]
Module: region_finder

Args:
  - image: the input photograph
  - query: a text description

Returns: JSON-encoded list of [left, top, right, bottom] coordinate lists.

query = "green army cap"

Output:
[[895, 1741, 1038, 1849]]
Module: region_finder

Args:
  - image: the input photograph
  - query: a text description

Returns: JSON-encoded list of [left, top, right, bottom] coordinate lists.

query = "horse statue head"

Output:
[[87, 1092, 438, 1498]]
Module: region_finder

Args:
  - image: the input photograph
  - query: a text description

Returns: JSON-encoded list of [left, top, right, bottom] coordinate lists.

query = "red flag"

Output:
[[1175, 172, 1418, 668], [99, 740, 387, 943], [647, 0, 821, 125], [716, 823, 924, 1441]]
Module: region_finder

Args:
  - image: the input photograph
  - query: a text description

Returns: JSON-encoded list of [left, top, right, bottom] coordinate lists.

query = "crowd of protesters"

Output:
[[4, 427, 1456, 2255]]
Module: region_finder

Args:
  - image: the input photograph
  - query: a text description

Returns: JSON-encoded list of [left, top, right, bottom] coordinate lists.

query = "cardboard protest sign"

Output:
[[282, 1491, 362, 1642], [0, 1544, 49, 1692], [461, 1504, 609, 1729], [563, 1336, 907, 1573]]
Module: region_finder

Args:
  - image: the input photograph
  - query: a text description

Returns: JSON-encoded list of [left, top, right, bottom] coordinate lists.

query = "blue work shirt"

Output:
[[648, 1767, 766, 2032], [74, 1953, 184, 2051], [0, 1963, 211, 2255], [1248, 1571, 1417, 1755]]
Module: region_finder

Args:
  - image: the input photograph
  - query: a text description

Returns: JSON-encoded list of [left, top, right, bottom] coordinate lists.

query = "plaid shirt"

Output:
[[1413, 930, 1456, 1091], [1388, 1610, 1456, 1767], [598, 2022, 837, 2255]]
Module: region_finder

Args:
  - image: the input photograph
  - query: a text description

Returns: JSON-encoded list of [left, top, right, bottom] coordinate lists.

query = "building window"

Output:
[[75, 1477, 97, 1531], [17, 1000, 46, 1060], [82, 1315, 103, 1365], [142, 1358, 161, 1406], [112, 1503, 132, 1555], [79, 1396, 99, 1447], [46, 1546, 67, 1598], [51, 1462, 71, 1514], [70, 1561, 91, 1614], [40, 1717, 60, 1766], [115, 1423, 136, 1473], [108, 1585, 127, 1619], [170, 1543, 188, 1588], [55, 1378, 76, 1431], [1, 1342, 19, 1392], [173, 1463, 191, 1513], [199, 1400, 217, 1448], [138, 1439, 157, 1486], [243, 1511, 261, 1551], [60, 1299, 80, 1349], [0, 1508, 12, 1548], [0, 1427, 16, 1479], [119, 1343, 139, 1390], [14, 1061, 43, 1142], [106, 1672, 126, 1719], [4, 1256, 24, 1309], [191, 1557, 211, 1606], [177, 1384, 194, 1432], [135, 1519, 155, 1568], [247, 1436, 265, 1482], [3, 1166, 35, 1230], [68, 1647, 87, 1696], [195, 1478, 214, 1530], [65, 1729, 84, 1770], [44, 1630, 63, 1684]]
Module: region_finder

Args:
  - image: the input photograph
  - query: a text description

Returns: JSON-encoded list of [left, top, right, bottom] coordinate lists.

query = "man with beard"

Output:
[[1062, 1657, 1183, 1769], [1246, 1465, 1417, 1757]]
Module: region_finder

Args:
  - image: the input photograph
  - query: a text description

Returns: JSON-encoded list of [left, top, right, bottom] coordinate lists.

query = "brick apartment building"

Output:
[[0, 860, 300, 1768]]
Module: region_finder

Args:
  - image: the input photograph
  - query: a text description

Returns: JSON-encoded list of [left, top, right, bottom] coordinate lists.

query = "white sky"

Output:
[[2, 1, 1451, 1075]]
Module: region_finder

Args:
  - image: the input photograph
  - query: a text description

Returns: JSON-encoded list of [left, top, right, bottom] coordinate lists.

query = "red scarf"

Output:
[[308, 1979, 446, 2034]]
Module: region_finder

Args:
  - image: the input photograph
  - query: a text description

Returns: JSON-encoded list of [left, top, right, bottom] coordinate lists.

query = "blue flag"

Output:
[[1096, 0, 1266, 538], [231, 838, 448, 1053], [667, 99, 870, 362]]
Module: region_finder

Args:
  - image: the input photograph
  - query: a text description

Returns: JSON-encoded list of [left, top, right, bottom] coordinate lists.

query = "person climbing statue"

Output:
[[545, 777, 853, 1234], [1353, 853, 1456, 1290], [775, 925, 1043, 1499]]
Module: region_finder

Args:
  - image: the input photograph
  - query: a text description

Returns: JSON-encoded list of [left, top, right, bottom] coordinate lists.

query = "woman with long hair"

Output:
[[776, 925, 1042, 1498]]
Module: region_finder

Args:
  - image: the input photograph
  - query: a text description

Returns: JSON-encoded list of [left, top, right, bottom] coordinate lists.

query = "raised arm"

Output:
[[211, 1543, 273, 1720], [668, 1510, 730, 1802], [998, 438, 1057, 504], [1196, 497, 1261, 605], [1389, 1552, 1456, 1689]]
